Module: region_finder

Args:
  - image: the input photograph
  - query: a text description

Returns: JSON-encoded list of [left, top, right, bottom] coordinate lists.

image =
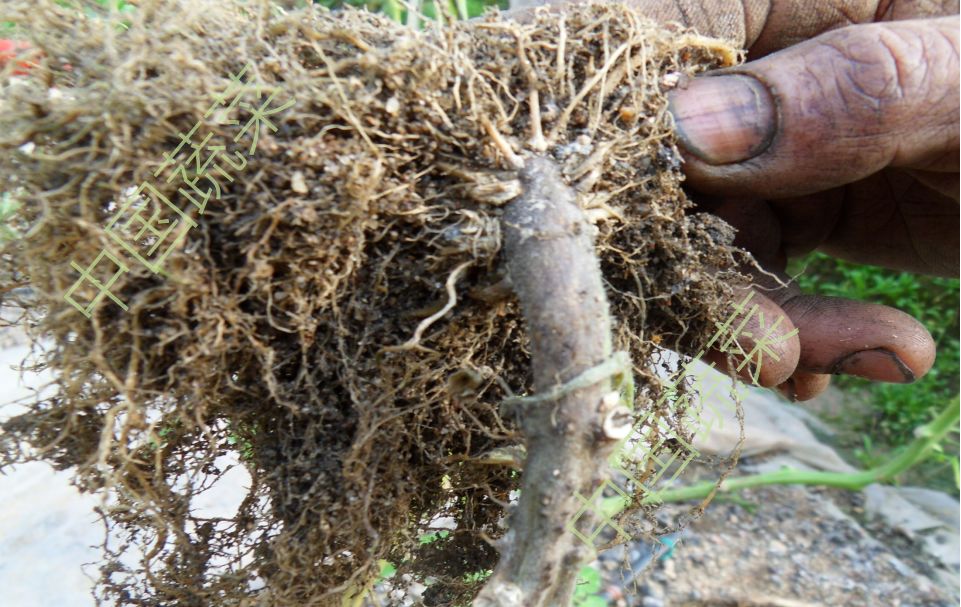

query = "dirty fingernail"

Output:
[[831, 348, 916, 383], [668, 74, 777, 165]]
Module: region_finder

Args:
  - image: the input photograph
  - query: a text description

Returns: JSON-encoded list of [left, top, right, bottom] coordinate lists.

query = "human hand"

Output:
[[655, 0, 959, 401], [523, 0, 959, 400]]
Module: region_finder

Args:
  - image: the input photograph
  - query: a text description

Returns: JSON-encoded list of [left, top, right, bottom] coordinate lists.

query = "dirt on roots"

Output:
[[0, 1, 750, 604]]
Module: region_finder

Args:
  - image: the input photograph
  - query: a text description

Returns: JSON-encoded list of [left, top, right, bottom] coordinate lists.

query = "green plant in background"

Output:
[[7, 0, 505, 35], [226, 425, 257, 462], [0, 1, 137, 34], [572, 565, 607, 607], [418, 529, 450, 544], [55, 0, 136, 27], [463, 569, 492, 584], [0, 192, 21, 244], [311, 0, 508, 23]]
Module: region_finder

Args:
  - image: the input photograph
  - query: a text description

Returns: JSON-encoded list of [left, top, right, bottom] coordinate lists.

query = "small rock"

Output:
[[639, 582, 663, 599], [886, 555, 914, 578], [661, 558, 675, 579], [768, 539, 788, 555], [290, 171, 308, 194], [660, 72, 681, 89]]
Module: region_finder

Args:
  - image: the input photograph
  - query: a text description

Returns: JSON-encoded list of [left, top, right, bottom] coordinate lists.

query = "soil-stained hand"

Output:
[[530, 0, 958, 400]]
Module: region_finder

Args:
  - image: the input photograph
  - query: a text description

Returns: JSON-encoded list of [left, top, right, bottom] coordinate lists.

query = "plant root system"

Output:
[[0, 1, 749, 604]]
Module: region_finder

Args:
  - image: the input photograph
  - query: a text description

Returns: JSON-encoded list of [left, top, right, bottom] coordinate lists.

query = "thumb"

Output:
[[668, 16, 960, 198]]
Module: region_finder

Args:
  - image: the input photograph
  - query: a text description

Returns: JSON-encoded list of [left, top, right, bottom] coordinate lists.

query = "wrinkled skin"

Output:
[[527, 0, 959, 400]]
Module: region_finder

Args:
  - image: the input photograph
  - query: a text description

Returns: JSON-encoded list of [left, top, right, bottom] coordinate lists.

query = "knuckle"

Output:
[[823, 29, 908, 111], [819, 21, 957, 116]]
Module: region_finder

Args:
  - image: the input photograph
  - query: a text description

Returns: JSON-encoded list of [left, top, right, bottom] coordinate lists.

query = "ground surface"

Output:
[[595, 378, 960, 607], [599, 484, 957, 607]]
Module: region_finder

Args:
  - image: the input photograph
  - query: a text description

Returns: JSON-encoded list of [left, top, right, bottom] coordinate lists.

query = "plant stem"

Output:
[[474, 157, 624, 607], [601, 396, 960, 516], [382, 0, 402, 23], [406, 0, 421, 29]]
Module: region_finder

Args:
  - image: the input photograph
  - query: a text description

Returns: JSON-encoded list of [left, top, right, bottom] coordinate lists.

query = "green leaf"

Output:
[[573, 565, 601, 596], [418, 529, 450, 544], [377, 560, 396, 580]]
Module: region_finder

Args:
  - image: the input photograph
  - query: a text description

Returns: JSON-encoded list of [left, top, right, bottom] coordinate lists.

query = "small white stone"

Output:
[[18, 142, 35, 154], [385, 96, 400, 114], [290, 170, 308, 194], [661, 72, 681, 89]]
